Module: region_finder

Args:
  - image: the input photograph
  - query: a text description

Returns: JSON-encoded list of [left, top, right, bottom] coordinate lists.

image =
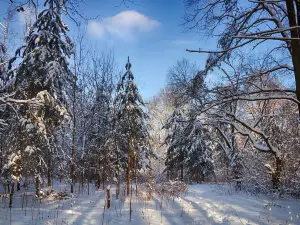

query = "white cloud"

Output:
[[87, 10, 159, 40], [88, 20, 106, 37]]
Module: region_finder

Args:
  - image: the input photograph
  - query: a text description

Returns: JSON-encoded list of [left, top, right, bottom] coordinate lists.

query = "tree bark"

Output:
[[116, 148, 120, 199], [9, 181, 14, 208], [47, 154, 51, 187], [106, 186, 111, 209], [35, 177, 39, 198], [180, 164, 183, 181], [131, 138, 138, 196], [285, 0, 300, 115], [70, 53, 77, 194], [0, 134, 3, 175], [97, 158, 101, 190], [7, 176, 10, 193], [134, 153, 138, 196], [102, 169, 105, 190], [71, 132, 75, 193], [81, 171, 84, 194], [17, 181, 20, 191], [87, 169, 90, 196], [126, 137, 131, 196], [272, 156, 283, 189], [130, 182, 133, 222]]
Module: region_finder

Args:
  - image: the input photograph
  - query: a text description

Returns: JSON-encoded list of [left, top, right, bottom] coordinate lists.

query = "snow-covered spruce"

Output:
[[4, 0, 74, 202]]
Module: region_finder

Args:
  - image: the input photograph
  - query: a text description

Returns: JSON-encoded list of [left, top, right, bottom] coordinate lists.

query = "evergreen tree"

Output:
[[183, 120, 215, 182], [164, 106, 215, 182], [114, 57, 150, 196], [164, 107, 187, 181], [5, 0, 74, 199]]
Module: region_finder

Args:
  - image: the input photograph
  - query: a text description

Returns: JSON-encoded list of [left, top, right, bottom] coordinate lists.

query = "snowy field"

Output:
[[0, 183, 299, 225]]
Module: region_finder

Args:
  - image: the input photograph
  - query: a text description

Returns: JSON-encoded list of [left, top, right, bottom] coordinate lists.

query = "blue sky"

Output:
[[0, 0, 217, 100], [72, 0, 215, 100]]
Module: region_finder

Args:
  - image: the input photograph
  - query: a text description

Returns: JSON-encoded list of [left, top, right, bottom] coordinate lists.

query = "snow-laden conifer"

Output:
[[5, 0, 74, 199]]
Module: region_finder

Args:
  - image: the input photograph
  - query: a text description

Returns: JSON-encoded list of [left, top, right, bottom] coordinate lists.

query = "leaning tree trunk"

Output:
[[285, 0, 300, 115]]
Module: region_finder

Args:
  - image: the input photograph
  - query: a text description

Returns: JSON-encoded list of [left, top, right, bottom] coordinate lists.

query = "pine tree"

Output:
[[183, 120, 215, 182], [114, 57, 150, 196], [6, 0, 74, 199], [164, 107, 187, 181]]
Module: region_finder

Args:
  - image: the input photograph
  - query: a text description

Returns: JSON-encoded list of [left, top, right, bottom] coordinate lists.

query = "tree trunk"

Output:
[[15, 158, 21, 192], [180, 164, 183, 181], [87, 170, 90, 196], [147, 158, 153, 201], [97, 158, 101, 190], [70, 61, 77, 194], [0, 134, 3, 175], [130, 182, 133, 222], [116, 149, 120, 199], [131, 138, 138, 196], [106, 186, 111, 209], [102, 169, 105, 190], [134, 154, 138, 196], [81, 170, 84, 194], [285, 0, 300, 115], [35, 177, 39, 198], [71, 133, 75, 193], [17, 181, 20, 191], [127, 137, 131, 196], [47, 154, 51, 187], [97, 172, 101, 190], [272, 156, 283, 189], [4, 181, 6, 194], [9, 181, 14, 208], [7, 176, 10, 193], [235, 174, 242, 191]]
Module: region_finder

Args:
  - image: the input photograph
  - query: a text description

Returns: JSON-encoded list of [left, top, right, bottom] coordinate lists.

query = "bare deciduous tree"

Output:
[[184, 0, 300, 114]]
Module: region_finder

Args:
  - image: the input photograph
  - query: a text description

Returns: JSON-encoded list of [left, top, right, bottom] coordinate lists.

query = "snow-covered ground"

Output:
[[0, 182, 299, 225]]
